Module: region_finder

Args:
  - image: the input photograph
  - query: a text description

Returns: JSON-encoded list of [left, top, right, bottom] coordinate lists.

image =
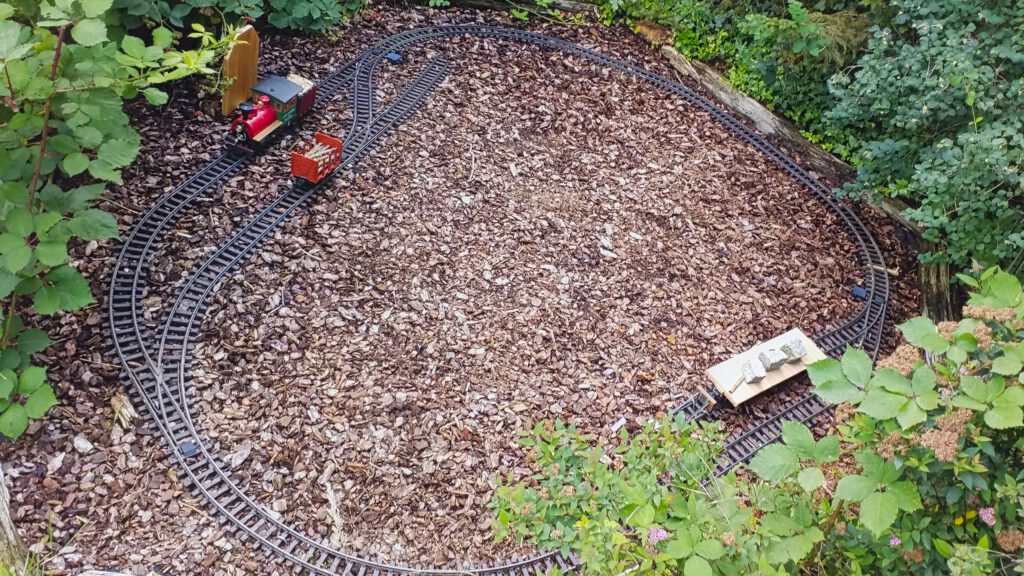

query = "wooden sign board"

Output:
[[221, 25, 260, 118], [706, 328, 826, 406]]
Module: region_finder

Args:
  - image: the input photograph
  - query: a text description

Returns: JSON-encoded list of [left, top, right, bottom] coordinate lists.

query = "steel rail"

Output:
[[107, 24, 891, 576]]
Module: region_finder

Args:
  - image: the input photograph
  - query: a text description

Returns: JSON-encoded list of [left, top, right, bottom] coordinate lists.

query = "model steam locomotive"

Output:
[[228, 74, 316, 144]]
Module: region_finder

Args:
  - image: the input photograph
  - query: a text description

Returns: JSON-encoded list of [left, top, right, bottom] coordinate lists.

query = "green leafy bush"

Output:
[[104, 0, 364, 35], [826, 0, 1024, 274], [490, 419, 834, 576], [493, 268, 1024, 575], [757, 266, 1024, 574], [0, 0, 232, 438]]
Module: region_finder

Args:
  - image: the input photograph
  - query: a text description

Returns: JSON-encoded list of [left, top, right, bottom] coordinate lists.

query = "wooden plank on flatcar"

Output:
[[706, 328, 826, 406]]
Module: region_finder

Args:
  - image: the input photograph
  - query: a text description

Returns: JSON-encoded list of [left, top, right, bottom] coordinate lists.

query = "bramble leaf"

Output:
[[781, 421, 815, 459], [797, 467, 825, 492], [70, 18, 107, 46], [749, 444, 799, 483], [17, 366, 46, 394], [859, 491, 898, 537], [841, 346, 873, 387], [24, 384, 57, 418], [69, 209, 119, 240], [0, 404, 27, 438]]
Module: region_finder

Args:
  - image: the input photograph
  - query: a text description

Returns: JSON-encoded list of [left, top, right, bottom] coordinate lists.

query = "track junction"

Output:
[[107, 25, 890, 576]]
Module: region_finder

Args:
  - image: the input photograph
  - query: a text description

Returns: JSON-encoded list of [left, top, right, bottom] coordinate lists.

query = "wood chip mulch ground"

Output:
[[0, 4, 919, 575]]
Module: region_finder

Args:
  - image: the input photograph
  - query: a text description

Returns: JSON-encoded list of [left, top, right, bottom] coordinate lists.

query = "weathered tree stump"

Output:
[[918, 244, 956, 322]]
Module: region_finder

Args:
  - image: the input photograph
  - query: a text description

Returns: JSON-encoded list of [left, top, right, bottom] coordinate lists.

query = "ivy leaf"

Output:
[[35, 241, 68, 267], [859, 492, 898, 537], [835, 475, 876, 502], [797, 467, 825, 492], [859, 389, 906, 420], [992, 356, 1023, 376], [17, 366, 46, 394], [68, 209, 119, 240], [62, 152, 89, 176], [748, 444, 799, 482], [683, 555, 712, 576], [24, 384, 57, 419], [841, 346, 873, 387], [984, 404, 1023, 429], [0, 404, 27, 438], [781, 421, 815, 459], [70, 18, 107, 46], [898, 317, 949, 354], [96, 138, 139, 168]]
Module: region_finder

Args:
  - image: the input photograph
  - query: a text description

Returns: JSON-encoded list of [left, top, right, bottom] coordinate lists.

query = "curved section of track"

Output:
[[107, 25, 889, 576]]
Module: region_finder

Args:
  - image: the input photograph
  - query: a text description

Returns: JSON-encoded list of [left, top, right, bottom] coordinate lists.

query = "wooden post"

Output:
[[221, 25, 260, 118], [0, 466, 26, 572], [919, 244, 956, 322]]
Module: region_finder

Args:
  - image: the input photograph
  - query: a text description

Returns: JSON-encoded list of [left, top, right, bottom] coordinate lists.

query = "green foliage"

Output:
[[0, 0, 233, 438], [105, 0, 364, 35], [827, 0, 1024, 274], [597, 0, 870, 147], [805, 266, 1024, 574], [490, 418, 833, 575], [266, 0, 352, 33]]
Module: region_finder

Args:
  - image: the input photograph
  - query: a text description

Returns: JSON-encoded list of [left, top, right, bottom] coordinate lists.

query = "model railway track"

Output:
[[107, 25, 890, 576]]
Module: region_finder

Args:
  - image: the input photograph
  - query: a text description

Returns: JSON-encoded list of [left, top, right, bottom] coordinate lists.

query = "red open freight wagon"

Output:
[[290, 132, 343, 183]]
